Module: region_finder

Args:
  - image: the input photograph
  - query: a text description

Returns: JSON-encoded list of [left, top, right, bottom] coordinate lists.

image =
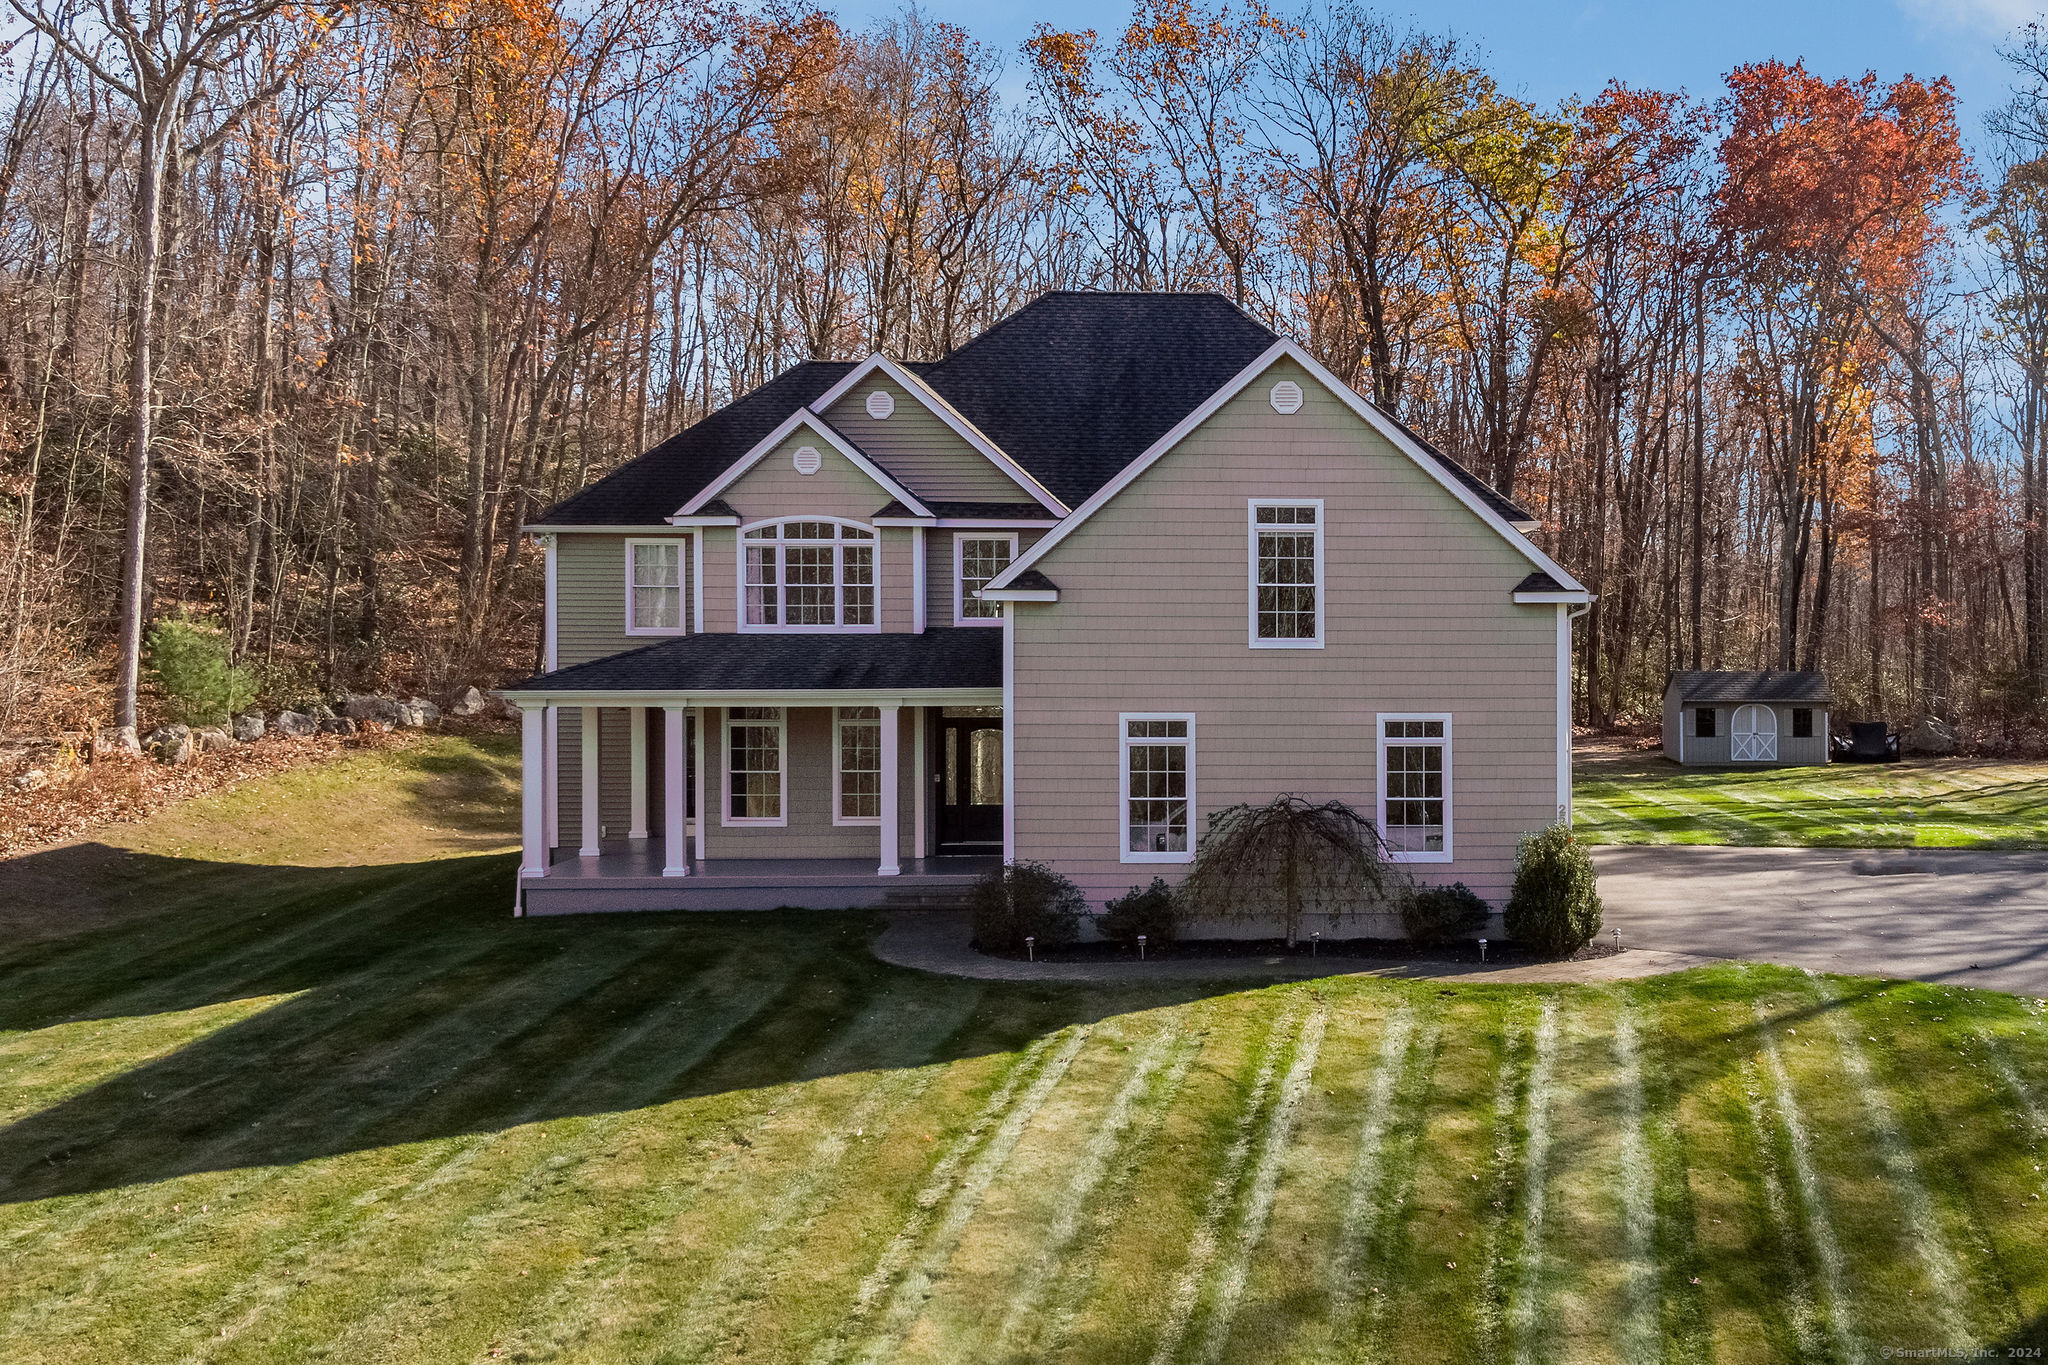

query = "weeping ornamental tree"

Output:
[[1176, 796, 1407, 946]]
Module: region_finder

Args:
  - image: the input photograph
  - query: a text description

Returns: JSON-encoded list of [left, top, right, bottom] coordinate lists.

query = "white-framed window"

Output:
[[954, 533, 1018, 625], [1378, 714, 1450, 862], [1248, 499, 1324, 648], [1120, 713, 1194, 863], [739, 520, 878, 631], [624, 538, 686, 635], [834, 706, 882, 825], [724, 706, 786, 825]]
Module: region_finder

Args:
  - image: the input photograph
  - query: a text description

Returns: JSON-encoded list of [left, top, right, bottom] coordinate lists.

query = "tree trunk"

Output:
[[114, 103, 174, 735]]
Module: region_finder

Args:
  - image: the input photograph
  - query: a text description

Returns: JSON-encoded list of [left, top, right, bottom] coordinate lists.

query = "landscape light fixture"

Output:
[[1612, 928, 1621, 953], [1311, 930, 1320, 957], [1137, 933, 1147, 961], [1025, 935, 1035, 962], [1478, 938, 1488, 964]]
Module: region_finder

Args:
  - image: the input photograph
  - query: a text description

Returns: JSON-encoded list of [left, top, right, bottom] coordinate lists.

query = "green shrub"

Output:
[[1400, 881, 1490, 944], [968, 860, 1085, 953], [145, 614, 257, 726], [1098, 877, 1180, 946], [1503, 824, 1603, 955]]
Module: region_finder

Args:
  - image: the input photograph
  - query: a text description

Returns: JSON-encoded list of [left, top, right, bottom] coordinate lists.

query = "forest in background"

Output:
[[1, 0, 2046, 747]]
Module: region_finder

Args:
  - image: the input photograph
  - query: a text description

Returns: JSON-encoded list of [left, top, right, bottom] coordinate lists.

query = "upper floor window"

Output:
[[741, 520, 876, 631], [955, 534, 1017, 625], [626, 539, 685, 635], [1249, 500, 1323, 648]]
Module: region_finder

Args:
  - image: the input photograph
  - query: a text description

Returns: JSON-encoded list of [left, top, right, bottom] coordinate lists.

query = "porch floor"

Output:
[[522, 841, 998, 915]]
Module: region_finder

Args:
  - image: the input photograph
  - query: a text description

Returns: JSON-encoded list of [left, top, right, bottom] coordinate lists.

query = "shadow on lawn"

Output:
[[0, 843, 1230, 1205]]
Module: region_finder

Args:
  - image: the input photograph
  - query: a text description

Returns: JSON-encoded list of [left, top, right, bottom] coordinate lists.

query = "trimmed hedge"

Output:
[[1400, 881, 1490, 944]]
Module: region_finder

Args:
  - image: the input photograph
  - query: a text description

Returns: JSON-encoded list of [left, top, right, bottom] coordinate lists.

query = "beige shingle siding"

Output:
[[822, 375, 1034, 502], [557, 532, 690, 667], [1010, 356, 1558, 905], [721, 431, 894, 521]]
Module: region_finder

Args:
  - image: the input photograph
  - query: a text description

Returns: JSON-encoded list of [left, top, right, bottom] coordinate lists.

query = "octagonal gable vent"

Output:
[[866, 389, 895, 419], [1270, 379, 1304, 414], [792, 445, 822, 475]]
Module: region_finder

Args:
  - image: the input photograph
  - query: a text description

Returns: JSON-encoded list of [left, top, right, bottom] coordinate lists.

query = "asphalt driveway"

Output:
[[1592, 846, 2048, 997]]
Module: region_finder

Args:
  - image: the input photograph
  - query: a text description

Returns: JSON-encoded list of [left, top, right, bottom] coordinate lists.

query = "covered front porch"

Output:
[[522, 847, 1000, 914], [499, 629, 1006, 915]]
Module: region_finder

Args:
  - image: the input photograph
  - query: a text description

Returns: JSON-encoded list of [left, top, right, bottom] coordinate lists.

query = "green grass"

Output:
[[4, 739, 2048, 1360], [1573, 751, 2048, 848]]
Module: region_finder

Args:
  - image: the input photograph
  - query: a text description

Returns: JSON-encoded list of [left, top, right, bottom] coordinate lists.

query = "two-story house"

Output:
[[501, 292, 1590, 919]]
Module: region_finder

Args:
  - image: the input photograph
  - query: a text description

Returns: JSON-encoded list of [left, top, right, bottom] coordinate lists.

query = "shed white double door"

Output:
[[1730, 704, 1778, 762]]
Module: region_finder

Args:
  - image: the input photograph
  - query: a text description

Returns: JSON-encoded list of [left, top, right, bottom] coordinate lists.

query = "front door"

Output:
[[1731, 704, 1778, 762], [937, 714, 1003, 851]]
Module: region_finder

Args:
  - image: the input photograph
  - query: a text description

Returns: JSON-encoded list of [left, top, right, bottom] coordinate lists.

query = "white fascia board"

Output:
[[985, 338, 1588, 596], [1515, 589, 1594, 605], [976, 587, 1058, 603], [675, 408, 932, 517], [875, 516, 1060, 530], [665, 514, 740, 527], [525, 523, 688, 534], [494, 686, 1003, 707], [811, 352, 1070, 515]]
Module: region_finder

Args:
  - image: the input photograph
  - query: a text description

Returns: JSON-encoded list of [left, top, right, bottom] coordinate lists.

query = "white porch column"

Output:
[[878, 703, 902, 876], [579, 706, 601, 858], [628, 707, 649, 839], [520, 704, 547, 882], [663, 704, 689, 875], [544, 705, 559, 850], [911, 705, 927, 862], [693, 708, 710, 864]]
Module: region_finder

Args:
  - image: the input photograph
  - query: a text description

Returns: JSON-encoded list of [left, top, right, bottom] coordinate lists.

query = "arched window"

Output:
[[740, 520, 877, 630]]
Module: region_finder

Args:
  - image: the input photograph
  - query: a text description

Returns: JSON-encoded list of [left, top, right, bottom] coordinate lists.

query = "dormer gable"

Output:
[[674, 410, 929, 522]]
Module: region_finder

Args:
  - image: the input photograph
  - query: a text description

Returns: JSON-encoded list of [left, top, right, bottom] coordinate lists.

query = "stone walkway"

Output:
[[871, 912, 1720, 987]]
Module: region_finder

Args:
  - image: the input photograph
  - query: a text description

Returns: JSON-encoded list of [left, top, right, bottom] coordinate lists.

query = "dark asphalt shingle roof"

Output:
[[532, 292, 1533, 531], [1373, 406, 1537, 526], [1005, 569, 1058, 593], [1515, 571, 1567, 594], [534, 361, 855, 526], [872, 500, 1060, 521], [502, 628, 1003, 694], [903, 292, 1278, 509], [1669, 671, 1832, 704]]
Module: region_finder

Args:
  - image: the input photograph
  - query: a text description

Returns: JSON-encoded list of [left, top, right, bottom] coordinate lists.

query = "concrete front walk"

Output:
[[871, 912, 1717, 986], [1593, 845, 2048, 998]]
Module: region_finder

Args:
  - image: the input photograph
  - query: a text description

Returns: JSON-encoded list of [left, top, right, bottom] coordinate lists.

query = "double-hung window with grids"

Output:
[[954, 534, 1016, 625], [725, 707, 785, 824], [741, 521, 877, 630], [1121, 714, 1194, 862], [1249, 500, 1324, 647], [625, 540, 685, 634], [1378, 715, 1450, 861], [834, 706, 882, 824]]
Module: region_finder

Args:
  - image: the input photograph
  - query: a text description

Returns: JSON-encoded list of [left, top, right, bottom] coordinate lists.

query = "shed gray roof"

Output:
[[1669, 670, 1831, 704], [502, 628, 1002, 695]]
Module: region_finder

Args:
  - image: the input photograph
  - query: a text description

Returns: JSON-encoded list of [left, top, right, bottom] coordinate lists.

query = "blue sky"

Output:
[[830, 0, 2040, 140]]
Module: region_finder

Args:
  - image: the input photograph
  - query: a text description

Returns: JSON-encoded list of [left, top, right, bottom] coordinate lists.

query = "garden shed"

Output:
[[1661, 671, 1831, 766]]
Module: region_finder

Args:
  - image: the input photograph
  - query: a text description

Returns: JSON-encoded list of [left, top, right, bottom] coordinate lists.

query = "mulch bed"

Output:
[[980, 935, 1626, 967]]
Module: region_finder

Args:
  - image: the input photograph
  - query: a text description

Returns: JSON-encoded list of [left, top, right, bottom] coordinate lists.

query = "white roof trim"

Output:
[[985, 339, 1587, 596], [977, 587, 1058, 603], [811, 353, 1070, 515], [675, 409, 931, 518], [1514, 589, 1592, 605]]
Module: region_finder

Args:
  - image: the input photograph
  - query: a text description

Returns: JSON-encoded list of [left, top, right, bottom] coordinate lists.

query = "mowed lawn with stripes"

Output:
[[1574, 750, 2048, 849], [4, 740, 2048, 1360]]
